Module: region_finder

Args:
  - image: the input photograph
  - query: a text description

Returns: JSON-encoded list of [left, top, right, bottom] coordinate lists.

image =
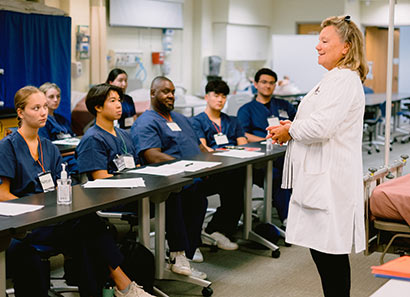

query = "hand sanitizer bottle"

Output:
[[57, 163, 72, 205], [266, 133, 273, 153]]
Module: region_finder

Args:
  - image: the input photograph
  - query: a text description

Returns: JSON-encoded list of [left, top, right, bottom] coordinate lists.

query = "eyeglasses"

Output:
[[259, 80, 276, 86], [344, 15, 351, 24]]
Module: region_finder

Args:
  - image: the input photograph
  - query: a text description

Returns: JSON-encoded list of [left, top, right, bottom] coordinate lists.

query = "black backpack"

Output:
[[118, 237, 155, 294]]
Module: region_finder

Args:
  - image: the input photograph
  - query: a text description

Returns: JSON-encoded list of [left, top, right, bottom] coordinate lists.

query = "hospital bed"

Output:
[[364, 154, 410, 264]]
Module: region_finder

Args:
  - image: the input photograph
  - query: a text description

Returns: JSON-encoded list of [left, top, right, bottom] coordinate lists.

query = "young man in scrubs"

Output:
[[237, 68, 296, 226], [190, 80, 245, 249], [76, 83, 139, 181], [131, 76, 208, 279]]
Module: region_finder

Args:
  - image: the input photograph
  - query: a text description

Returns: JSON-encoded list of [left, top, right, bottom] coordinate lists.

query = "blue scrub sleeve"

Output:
[[237, 106, 252, 134], [76, 137, 111, 174], [287, 102, 297, 121], [132, 120, 163, 156], [190, 117, 206, 140], [0, 139, 16, 181], [233, 117, 246, 138]]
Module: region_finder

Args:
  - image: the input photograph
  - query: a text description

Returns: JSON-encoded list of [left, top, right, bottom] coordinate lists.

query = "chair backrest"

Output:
[[226, 94, 253, 116]]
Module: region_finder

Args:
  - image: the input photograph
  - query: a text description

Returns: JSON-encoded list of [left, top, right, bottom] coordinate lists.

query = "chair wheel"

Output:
[[375, 148, 380, 153], [202, 286, 213, 296], [272, 249, 280, 258], [367, 151, 372, 155]]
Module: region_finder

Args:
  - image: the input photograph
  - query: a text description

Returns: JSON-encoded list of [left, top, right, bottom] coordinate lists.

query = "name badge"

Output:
[[278, 109, 289, 119], [113, 154, 136, 171], [214, 133, 229, 145], [57, 133, 72, 140], [268, 117, 280, 127], [167, 122, 182, 131], [38, 172, 55, 192], [124, 116, 134, 128]]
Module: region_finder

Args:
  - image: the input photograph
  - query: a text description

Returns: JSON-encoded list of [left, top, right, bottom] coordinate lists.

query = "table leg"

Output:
[[263, 160, 273, 223], [155, 201, 166, 280], [0, 250, 5, 297], [138, 197, 150, 249], [242, 164, 253, 240]]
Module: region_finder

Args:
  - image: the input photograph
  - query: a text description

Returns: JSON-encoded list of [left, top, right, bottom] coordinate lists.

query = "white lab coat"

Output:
[[285, 67, 365, 254]]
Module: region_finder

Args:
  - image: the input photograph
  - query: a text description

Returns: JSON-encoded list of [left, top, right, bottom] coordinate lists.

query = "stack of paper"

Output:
[[213, 150, 265, 159], [83, 178, 146, 188], [371, 256, 410, 281], [0, 202, 44, 216], [128, 160, 221, 176]]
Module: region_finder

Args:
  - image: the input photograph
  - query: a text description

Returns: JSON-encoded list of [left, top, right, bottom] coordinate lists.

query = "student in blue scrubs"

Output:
[[76, 83, 139, 180], [131, 76, 208, 279], [190, 80, 245, 249], [0, 86, 153, 297], [106, 69, 137, 129], [238, 68, 296, 225], [38, 82, 78, 175]]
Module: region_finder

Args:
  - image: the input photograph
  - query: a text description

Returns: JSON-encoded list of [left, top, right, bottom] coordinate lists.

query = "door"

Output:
[[365, 27, 399, 93]]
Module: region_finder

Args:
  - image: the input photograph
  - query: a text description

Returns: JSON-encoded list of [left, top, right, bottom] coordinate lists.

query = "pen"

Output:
[[185, 163, 194, 167]]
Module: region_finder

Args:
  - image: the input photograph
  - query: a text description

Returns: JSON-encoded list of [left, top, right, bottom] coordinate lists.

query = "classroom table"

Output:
[[370, 279, 410, 296], [144, 142, 287, 285], [0, 174, 192, 297]]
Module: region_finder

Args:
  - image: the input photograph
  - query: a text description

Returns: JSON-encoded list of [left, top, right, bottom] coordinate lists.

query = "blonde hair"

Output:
[[39, 82, 61, 95], [14, 86, 41, 127], [321, 15, 369, 82]]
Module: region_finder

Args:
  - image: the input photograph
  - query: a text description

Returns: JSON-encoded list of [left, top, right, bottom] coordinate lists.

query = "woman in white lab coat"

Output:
[[267, 15, 368, 297]]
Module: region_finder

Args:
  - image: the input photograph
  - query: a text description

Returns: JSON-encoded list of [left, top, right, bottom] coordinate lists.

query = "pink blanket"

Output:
[[370, 174, 410, 225]]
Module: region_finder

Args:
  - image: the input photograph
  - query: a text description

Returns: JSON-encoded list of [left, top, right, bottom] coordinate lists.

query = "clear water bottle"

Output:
[[266, 134, 273, 153]]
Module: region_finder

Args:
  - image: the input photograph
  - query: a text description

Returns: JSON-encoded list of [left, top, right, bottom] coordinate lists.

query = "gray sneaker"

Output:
[[169, 251, 192, 276]]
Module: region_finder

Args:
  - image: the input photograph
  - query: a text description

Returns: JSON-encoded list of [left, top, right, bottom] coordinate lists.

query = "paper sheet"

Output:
[[52, 138, 81, 146], [213, 150, 265, 159], [128, 160, 221, 176], [83, 178, 146, 188], [0, 202, 44, 216]]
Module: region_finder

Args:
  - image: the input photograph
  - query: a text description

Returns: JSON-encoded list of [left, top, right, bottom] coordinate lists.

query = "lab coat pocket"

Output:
[[303, 142, 331, 174], [292, 172, 331, 211]]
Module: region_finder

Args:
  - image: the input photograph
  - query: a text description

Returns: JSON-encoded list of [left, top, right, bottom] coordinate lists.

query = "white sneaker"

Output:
[[169, 251, 191, 276], [209, 232, 239, 250], [114, 281, 155, 297], [191, 267, 207, 280], [192, 248, 204, 263]]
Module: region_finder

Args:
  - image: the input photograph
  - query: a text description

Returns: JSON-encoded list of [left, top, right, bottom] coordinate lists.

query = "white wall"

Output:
[[398, 26, 410, 93], [361, 0, 410, 26], [270, 0, 345, 34]]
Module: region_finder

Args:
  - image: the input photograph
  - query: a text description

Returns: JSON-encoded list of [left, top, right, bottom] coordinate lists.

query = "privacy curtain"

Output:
[[90, 0, 107, 85], [0, 11, 71, 121]]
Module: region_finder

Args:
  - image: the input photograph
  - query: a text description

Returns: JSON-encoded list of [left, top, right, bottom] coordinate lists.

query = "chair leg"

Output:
[[379, 233, 410, 264]]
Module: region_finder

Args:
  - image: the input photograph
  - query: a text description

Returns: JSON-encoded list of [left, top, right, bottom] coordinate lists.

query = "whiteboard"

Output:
[[109, 0, 183, 29], [272, 35, 326, 93]]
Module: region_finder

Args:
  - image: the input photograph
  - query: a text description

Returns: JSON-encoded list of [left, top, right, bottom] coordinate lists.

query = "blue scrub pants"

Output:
[[165, 179, 207, 259], [7, 214, 123, 297], [202, 168, 245, 237], [253, 156, 291, 222]]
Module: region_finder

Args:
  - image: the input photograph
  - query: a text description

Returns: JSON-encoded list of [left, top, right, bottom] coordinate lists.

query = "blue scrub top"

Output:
[[131, 110, 201, 162], [39, 113, 74, 141], [190, 112, 245, 149], [0, 131, 62, 197], [237, 96, 297, 138], [76, 125, 139, 177], [119, 94, 136, 129]]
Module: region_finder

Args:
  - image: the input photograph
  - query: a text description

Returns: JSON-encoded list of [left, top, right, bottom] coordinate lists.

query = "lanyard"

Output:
[[205, 113, 222, 134], [116, 129, 128, 154], [158, 112, 172, 122], [18, 130, 46, 173]]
